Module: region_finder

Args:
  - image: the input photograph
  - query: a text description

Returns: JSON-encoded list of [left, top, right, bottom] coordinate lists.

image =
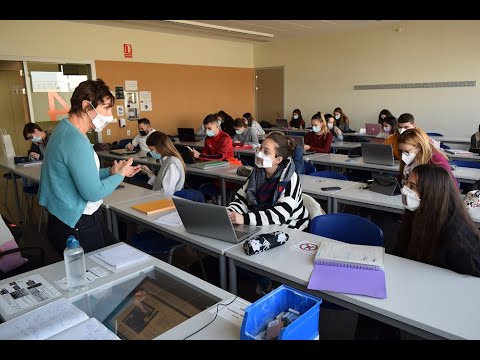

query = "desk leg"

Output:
[[219, 255, 227, 290], [112, 211, 119, 241], [106, 208, 112, 232], [332, 198, 338, 213], [11, 171, 23, 224], [221, 178, 227, 206], [228, 258, 237, 294], [327, 198, 332, 214]]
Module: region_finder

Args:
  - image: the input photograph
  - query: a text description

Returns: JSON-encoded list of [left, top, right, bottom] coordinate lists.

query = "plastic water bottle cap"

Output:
[[66, 235, 80, 249]]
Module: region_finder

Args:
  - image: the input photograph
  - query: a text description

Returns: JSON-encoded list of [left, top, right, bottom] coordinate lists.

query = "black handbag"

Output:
[[369, 174, 401, 196]]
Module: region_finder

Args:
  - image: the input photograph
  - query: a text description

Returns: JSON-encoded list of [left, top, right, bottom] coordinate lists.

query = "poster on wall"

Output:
[[139, 91, 152, 112], [115, 86, 125, 100], [125, 80, 138, 91], [125, 91, 140, 120]]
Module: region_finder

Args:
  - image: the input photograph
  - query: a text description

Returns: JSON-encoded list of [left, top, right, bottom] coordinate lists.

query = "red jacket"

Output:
[[303, 131, 333, 153], [200, 130, 234, 160]]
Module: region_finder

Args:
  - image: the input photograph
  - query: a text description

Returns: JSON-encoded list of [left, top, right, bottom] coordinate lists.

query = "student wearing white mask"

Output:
[[325, 113, 343, 142], [333, 107, 351, 132], [376, 115, 398, 140], [289, 109, 305, 129], [141, 131, 186, 193], [398, 164, 480, 276], [397, 128, 455, 188], [39, 79, 141, 254], [232, 118, 259, 146], [227, 132, 309, 230], [397, 113, 441, 149], [303, 112, 333, 153]]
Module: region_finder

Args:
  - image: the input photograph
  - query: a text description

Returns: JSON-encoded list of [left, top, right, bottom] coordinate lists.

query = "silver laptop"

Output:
[[361, 143, 399, 166], [289, 135, 316, 155], [173, 197, 261, 243]]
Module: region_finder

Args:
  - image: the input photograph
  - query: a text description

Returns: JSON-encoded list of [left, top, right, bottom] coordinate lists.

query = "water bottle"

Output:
[[64, 235, 87, 292]]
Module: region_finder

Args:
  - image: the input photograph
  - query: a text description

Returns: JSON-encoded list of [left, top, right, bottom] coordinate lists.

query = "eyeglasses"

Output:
[[401, 145, 419, 156]]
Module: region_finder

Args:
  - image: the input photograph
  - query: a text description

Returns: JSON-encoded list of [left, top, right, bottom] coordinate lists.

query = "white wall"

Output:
[[0, 20, 254, 68], [254, 20, 480, 137]]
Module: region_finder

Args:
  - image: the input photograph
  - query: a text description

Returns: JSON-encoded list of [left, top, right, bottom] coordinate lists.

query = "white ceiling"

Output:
[[70, 20, 400, 43]]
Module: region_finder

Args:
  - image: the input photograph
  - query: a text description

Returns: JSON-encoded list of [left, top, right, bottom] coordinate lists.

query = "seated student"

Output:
[[23, 122, 50, 160], [396, 112, 441, 149], [398, 164, 480, 276], [377, 109, 394, 124], [376, 115, 398, 140], [243, 112, 266, 140], [217, 110, 236, 137], [470, 124, 480, 149], [325, 113, 343, 142], [303, 112, 333, 153], [233, 118, 259, 146], [227, 132, 309, 230], [192, 114, 234, 161], [140, 131, 186, 194], [289, 109, 305, 129], [398, 128, 457, 187], [125, 118, 156, 153], [268, 131, 304, 174], [333, 107, 351, 132]]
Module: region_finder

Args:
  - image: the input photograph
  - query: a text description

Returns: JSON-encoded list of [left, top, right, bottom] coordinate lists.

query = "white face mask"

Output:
[[383, 126, 391, 133], [327, 123, 334, 130], [401, 185, 421, 211], [88, 101, 113, 132], [398, 127, 407, 135], [334, 114, 340, 120], [401, 149, 417, 165], [293, 114, 299, 120], [255, 151, 273, 168]]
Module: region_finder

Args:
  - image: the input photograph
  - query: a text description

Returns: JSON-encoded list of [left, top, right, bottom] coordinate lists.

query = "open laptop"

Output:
[[289, 135, 315, 155], [175, 145, 229, 169], [109, 148, 137, 156], [173, 197, 261, 243], [361, 143, 398, 166], [177, 128, 196, 142], [365, 123, 382, 135], [276, 119, 289, 129]]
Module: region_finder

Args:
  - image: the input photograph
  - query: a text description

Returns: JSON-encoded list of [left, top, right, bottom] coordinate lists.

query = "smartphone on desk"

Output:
[[321, 186, 342, 191]]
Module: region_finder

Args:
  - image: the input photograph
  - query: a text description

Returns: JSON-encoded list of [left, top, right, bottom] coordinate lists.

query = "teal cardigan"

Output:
[[39, 118, 124, 228]]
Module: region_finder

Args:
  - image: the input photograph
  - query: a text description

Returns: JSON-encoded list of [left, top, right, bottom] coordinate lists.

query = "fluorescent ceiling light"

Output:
[[163, 20, 275, 40]]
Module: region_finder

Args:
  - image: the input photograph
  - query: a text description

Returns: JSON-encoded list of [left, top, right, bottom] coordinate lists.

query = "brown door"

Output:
[[255, 67, 284, 124]]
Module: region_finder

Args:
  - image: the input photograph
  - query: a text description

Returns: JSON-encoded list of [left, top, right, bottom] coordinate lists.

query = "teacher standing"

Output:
[[39, 79, 141, 254]]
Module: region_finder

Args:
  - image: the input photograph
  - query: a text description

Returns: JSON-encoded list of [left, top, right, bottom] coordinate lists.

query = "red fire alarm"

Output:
[[123, 44, 133, 58]]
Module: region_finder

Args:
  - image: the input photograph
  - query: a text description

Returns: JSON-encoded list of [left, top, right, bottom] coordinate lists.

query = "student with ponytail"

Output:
[[303, 112, 333, 153]]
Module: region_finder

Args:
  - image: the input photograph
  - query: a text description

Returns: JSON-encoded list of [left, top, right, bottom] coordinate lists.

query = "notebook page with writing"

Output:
[[0, 299, 88, 340], [314, 240, 384, 270], [90, 243, 150, 272], [47, 318, 120, 340]]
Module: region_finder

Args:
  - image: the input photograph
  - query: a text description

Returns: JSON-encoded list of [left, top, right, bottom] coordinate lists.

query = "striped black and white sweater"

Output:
[[227, 159, 309, 231]]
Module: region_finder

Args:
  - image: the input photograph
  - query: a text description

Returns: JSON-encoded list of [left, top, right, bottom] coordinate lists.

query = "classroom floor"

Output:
[[0, 172, 421, 340]]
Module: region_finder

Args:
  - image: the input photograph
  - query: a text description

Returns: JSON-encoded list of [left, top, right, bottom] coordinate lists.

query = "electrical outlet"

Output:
[[106, 129, 111, 136], [127, 130, 131, 136]]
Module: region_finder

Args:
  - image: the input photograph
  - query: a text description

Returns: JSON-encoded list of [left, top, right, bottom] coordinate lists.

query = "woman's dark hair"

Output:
[[333, 107, 349, 127], [378, 109, 394, 124], [233, 118, 247, 128], [401, 164, 480, 264], [23, 123, 43, 140], [266, 132, 296, 163], [291, 109, 303, 121], [243, 112, 253, 126], [146, 131, 186, 173], [68, 78, 114, 116], [382, 115, 398, 133]]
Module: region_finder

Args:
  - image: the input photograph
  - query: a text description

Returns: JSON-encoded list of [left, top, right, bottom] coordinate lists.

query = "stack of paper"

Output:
[[90, 243, 150, 272]]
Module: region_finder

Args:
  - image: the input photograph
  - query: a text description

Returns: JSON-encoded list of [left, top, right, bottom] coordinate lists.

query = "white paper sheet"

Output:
[[154, 211, 183, 227]]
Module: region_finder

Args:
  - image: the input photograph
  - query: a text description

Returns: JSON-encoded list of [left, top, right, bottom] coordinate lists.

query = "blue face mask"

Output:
[[312, 126, 320, 133], [206, 130, 216, 137], [149, 151, 162, 160], [235, 129, 244, 135], [31, 136, 42, 143]]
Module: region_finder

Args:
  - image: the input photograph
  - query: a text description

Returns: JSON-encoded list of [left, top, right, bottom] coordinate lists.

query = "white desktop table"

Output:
[[225, 225, 480, 340], [430, 136, 471, 145], [108, 194, 241, 290], [304, 153, 400, 173], [448, 153, 480, 162], [0, 242, 246, 339], [330, 141, 362, 151]]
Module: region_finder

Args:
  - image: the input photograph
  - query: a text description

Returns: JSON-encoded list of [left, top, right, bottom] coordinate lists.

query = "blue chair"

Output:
[[440, 143, 450, 150], [309, 171, 347, 181], [450, 160, 480, 169], [426, 132, 443, 137], [304, 161, 316, 175]]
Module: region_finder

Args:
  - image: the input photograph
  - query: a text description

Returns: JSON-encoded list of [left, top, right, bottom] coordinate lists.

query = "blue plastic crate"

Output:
[[240, 285, 322, 340]]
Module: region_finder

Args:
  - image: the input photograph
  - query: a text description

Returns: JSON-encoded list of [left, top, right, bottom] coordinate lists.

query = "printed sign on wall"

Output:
[[123, 44, 133, 58]]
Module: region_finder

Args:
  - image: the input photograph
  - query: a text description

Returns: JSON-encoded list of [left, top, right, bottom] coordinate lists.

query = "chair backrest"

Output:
[[309, 171, 347, 180], [450, 160, 480, 169], [426, 132, 443, 137], [304, 161, 316, 175], [440, 143, 450, 150], [310, 213, 383, 246], [174, 189, 205, 203], [118, 138, 133, 148]]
